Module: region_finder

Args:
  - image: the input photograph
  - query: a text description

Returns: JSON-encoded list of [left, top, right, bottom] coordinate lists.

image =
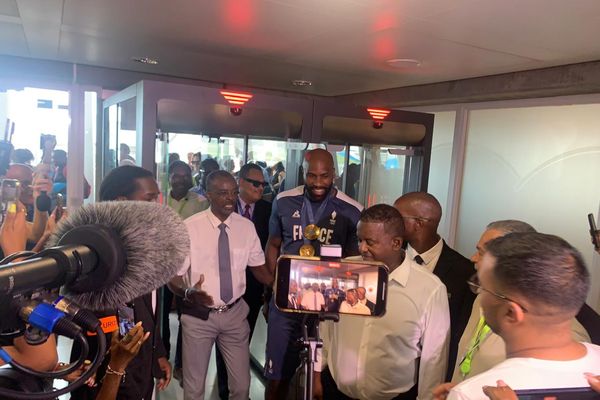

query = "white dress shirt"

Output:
[[407, 238, 444, 273], [178, 209, 265, 307], [448, 342, 600, 400], [321, 255, 450, 400], [237, 198, 256, 219], [301, 290, 325, 311], [339, 301, 371, 315]]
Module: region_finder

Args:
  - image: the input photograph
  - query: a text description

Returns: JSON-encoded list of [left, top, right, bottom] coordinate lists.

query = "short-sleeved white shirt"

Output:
[[178, 209, 265, 307]]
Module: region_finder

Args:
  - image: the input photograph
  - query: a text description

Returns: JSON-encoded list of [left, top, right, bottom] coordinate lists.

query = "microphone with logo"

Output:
[[0, 201, 189, 399]]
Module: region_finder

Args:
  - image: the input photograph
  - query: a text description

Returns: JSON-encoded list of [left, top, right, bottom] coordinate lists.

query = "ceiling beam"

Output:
[[335, 60, 600, 107]]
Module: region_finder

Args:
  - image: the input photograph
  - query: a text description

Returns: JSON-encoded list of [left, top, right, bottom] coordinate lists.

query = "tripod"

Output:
[[298, 312, 339, 400]]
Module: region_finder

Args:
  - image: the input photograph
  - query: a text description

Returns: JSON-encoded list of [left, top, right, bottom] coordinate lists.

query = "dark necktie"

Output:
[[414, 255, 425, 265], [218, 223, 233, 303], [242, 204, 251, 220], [290, 294, 297, 308]]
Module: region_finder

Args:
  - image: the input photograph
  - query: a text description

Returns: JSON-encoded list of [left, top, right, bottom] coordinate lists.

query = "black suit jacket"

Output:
[[244, 199, 272, 312], [432, 241, 476, 381], [70, 294, 167, 400], [251, 199, 272, 250], [119, 293, 168, 399]]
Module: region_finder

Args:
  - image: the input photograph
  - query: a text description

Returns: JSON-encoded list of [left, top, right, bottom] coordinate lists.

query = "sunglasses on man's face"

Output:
[[243, 177, 266, 188]]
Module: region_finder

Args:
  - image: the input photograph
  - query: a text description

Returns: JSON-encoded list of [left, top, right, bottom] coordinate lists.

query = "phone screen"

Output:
[[55, 193, 65, 222], [515, 387, 600, 399], [275, 255, 388, 317], [1, 179, 21, 216], [589, 213, 599, 250]]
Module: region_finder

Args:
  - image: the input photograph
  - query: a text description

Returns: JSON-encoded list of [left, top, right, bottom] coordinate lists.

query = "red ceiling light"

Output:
[[367, 107, 391, 129], [221, 90, 253, 116]]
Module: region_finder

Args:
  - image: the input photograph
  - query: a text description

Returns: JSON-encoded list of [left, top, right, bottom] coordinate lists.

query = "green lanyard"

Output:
[[459, 315, 491, 377], [168, 194, 188, 216]]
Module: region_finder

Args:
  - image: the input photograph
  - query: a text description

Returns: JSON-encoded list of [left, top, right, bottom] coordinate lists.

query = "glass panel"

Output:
[[428, 111, 456, 239], [1, 87, 70, 211], [155, 132, 169, 205], [362, 145, 407, 207], [83, 91, 98, 204], [3, 87, 70, 164], [117, 98, 137, 167], [346, 145, 363, 202], [456, 104, 600, 309], [167, 133, 245, 193], [104, 104, 118, 174], [248, 138, 288, 198]]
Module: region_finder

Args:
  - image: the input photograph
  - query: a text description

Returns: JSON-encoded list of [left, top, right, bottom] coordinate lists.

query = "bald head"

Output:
[[306, 148, 334, 169], [393, 192, 442, 247], [394, 192, 442, 223], [304, 148, 335, 201]]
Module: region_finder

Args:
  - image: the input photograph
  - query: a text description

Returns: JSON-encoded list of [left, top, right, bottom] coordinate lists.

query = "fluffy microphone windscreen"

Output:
[[47, 201, 189, 310]]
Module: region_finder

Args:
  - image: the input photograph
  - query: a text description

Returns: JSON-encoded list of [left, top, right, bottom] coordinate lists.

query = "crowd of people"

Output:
[[286, 279, 375, 315], [0, 145, 599, 400]]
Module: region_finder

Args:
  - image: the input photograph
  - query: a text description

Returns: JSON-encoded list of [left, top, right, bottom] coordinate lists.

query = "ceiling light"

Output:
[[385, 58, 421, 68], [132, 57, 159, 65], [292, 80, 313, 87], [367, 107, 391, 129], [220, 90, 253, 116]]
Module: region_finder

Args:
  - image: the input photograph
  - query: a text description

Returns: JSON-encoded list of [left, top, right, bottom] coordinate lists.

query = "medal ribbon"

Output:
[[301, 188, 333, 245]]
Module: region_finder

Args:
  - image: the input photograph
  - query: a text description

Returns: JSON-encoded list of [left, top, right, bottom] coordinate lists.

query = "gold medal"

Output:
[[304, 224, 321, 240], [299, 244, 315, 257]]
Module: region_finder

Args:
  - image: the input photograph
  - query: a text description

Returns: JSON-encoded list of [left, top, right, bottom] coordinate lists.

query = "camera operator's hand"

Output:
[[585, 373, 600, 393], [59, 360, 96, 387], [93, 322, 150, 400], [432, 382, 456, 400], [32, 170, 53, 200], [32, 208, 68, 252], [186, 274, 214, 307], [482, 380, 518, 400], [110, 322, 150, 372], [41, 137, 57, 163], [593, 231, 600, 255], [0, 202, 27, 255]]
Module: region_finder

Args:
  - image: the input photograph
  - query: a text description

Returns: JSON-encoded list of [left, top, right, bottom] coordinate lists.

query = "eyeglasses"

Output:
[[242, 177, 266, 188], [210, 190, 240, 198], [467, 275, 528, 313]]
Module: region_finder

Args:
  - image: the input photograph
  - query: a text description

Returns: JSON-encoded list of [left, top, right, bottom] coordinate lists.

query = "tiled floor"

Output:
[[57, 311, 268, 399]]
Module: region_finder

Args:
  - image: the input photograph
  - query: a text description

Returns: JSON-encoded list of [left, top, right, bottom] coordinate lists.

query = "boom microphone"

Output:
[[0, 201, 188, 311]]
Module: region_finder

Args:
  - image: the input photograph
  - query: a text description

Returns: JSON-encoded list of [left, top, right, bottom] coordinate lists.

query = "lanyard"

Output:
[[300, 188, 333, 244], [459, 314, 491, 377]]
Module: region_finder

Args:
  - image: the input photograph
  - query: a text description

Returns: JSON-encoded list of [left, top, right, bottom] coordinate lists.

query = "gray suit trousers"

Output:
[[181, 299, 250, 400]]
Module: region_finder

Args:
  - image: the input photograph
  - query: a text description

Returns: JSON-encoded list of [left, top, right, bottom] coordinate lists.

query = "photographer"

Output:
[[4, 163, 52, 244], [0, 203, 59, 372]]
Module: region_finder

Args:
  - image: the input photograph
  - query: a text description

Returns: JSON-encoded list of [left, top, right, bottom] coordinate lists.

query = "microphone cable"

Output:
[[0, 324, 106, 399]]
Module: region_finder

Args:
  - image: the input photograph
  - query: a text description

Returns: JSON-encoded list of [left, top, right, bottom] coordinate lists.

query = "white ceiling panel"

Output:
[[0, 0, 19, 17], [2, 0, 600, 94], [0, 20, 28, 56]]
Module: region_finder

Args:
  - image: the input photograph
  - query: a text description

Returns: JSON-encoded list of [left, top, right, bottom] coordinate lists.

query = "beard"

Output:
[[306, 183, 333, 201]]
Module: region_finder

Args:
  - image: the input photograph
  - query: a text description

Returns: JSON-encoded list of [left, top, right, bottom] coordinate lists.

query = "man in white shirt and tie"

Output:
[[168, 171, 273, 400], [315, 204, 450, 400], [301, 282, 325, 311]]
